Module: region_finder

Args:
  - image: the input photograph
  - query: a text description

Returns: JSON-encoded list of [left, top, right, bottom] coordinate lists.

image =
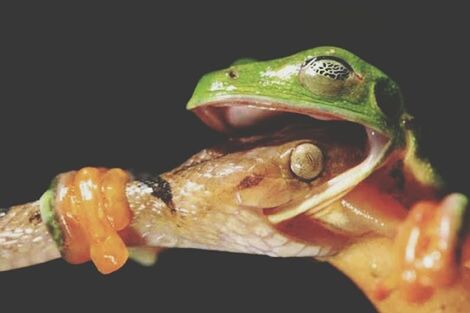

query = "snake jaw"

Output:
[[266, 128, 391, 223], [193, 101, 392, 224]]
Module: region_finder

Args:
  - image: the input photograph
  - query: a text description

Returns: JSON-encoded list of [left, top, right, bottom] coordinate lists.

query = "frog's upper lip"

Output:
[[191, 97, 392, 223], [188, 93, 392, 137]]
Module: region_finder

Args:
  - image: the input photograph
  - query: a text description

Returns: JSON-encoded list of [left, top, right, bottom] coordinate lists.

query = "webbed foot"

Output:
[[378, 193, 468, 303]]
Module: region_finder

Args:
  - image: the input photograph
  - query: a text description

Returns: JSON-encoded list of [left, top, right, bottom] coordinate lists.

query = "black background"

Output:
[[1, 3, 469, 313]]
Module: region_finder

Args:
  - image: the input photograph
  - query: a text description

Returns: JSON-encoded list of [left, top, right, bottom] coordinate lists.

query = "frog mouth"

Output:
[[192, 98, 392, 224]]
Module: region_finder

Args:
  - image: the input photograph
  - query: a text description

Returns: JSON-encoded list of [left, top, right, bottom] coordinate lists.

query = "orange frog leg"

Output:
[[328, 184, 470, 313], [47, 167, 133, 274]]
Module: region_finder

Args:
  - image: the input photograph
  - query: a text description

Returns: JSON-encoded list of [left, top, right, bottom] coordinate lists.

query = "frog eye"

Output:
[[290, 143, 324, 180], [299, 56, 355, 96], [302, 56, 351, 80]]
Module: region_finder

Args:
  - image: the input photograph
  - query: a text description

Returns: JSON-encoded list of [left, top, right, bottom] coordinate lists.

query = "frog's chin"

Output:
[[193, 100, 392, 224]]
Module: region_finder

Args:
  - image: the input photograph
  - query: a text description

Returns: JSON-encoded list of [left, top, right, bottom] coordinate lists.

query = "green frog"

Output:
[[185, 47, 470, 311], [1, 47, 468, 313]]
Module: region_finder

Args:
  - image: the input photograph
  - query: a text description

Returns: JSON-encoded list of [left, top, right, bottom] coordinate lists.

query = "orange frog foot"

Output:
[[54, 167, 132, 274], [375, 194, 469, 303]]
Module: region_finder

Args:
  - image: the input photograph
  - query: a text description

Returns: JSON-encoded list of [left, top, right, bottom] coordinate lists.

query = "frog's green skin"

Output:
[[1, 47, 469, 313], [187, 46, 470, 313], [188, 46, 441, 192]]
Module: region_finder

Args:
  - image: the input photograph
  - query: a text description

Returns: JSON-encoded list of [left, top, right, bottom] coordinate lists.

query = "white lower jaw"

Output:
[[267, 128, 391, 224]]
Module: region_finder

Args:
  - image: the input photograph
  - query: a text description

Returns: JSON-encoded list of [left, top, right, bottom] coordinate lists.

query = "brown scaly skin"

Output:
[[126, 124, 370, 256], [0, 202, 59, 271], [0, 124, 469, 312], [0, 133, 467, 313], [2, 46, 470, 312], [1, 124, 367, 269]]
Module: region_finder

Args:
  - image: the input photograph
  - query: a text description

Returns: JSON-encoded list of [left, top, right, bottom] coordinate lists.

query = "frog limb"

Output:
[[330, 236, 470, 313], [403, 126, 445, 190], [327, 193, 470, 313], [387, 194, 468, 302]]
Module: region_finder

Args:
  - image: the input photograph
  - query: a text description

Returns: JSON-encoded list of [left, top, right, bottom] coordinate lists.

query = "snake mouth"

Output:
[[193, 98, 392, 224]]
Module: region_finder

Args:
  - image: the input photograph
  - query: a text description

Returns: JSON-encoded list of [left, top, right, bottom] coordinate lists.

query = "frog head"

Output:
[[188, 46, 403, 137], [187, 47, 440, 222]]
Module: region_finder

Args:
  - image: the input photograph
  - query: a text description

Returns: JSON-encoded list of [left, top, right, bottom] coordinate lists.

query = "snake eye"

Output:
[[290, 143, 324, 181], [299, 56, 355, 96]]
